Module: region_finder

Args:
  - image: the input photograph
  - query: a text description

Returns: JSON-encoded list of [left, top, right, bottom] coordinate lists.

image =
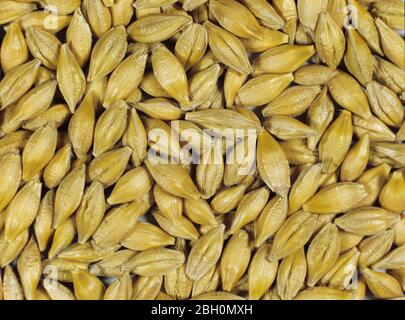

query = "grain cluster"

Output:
[[0, 0, 404, 300]]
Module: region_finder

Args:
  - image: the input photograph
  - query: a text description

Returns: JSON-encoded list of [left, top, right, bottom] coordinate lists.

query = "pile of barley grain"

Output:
[[0, 0, 404, 300]]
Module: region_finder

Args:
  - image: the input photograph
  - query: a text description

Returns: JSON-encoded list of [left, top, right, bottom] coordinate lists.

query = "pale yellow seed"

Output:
[[87, 26, 128, 82], [151, 43, 190, 106], [23, 104, 70, 131], [379, 171, 405, 214], [210, 184, 246, 214], [93, 101, 128, 157], [0, 59, 41, 110], [186, 224, 225, 280], [335, 207, 400, 236], [347, 0, 382, 55], [128, 14, 192, 43], [255, 195, 288, 247], [268, 211, 318, 261], [153, 208, 199, 241], [209, 0, 262, 39], [88, 147, 132, 187], [72, 269, 105, 300], [319, 110, 353, 174], [48, 218, 76, 259], [68, 94, 96, 159], [375, 18, 405, 69], [82, 0, 111, 38], [123, 247, 185, 277], [0, 229, 29, 268], [220, 230, 251, 292], [43, 143, 72, 189], [92, 201, 145, 250], [184, 198, 217, 226], [17, 238, 41, 300], [175, 23, 208, 71], [103, 44, 148, 108], [90, 250, 135, 277], [277, 248, 307, 300], [122, 222, 175, 251], [145, 159, 200, 200], [2, 266, 24, 300], [328, 72, 372, 118], [248, 244, 278, 300], [110, 0, 134, 27], [358, 230, 394, 269], [132, 275, 162, 300], [34, 190, 54, 252], [76, 182, 106, 244], [366, 81, 404, 128], [229, 187, 270, 235], [314, 12, 345, 69], [257, 128, 290, 197], [0, 152, 21, 213], [344, 28, 374, 86], [237, 73, 294, 108], [0, 22, 28, 74], [362, 268, 403, 299], [25, 27, 61, 70], [43, 280, 76, 300], [340, 133, 370, 182], [4, 180, 41, 241], [104, 272, 132, 300], [263, 85, 321, 117], [204, 21, 251, 74], [294, 65, 337, 86], [253, 45, 315, 75], [307, 223, 340, 287]]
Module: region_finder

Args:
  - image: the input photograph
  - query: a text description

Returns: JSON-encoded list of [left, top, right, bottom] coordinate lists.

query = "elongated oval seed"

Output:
[[307, 223, 340, 287], [319, 110, 353, 174], [204, 21, 251, 74], [103, 45, 148, 108], [17, 238, 41, 300], [0, 22, 28, 74], [328, 72, 372, 118], [4, 181, 42, 241], [236, 73, 294, 108], [186, 224, 225, 280], [93, 101, 128, 157], [43, 144, 73, 189], [145, 160, 200, 200], [124, 248, 185, 276], [54, 165, 86, 228], [303, 182, 368, 214], [72, 269, 105, 300], [0, 152, 21, 213], [128, 14, 192, 43], [257, 129, 290, 197], [34, 190, 54, 252], [340, 133, 370, 182], [220, 230, 251, 292], [358, 230, 394, 269], [228, 187, 270, 235], [248, 244, 278, 300], [362, 268, 403, 300], [76, 182, 106, 244], [0, 59, 41, 110], [87, 26, 128, 82], [277, 248, 307, 300], [57, 44, 86, 113], [253, 45, 315, 75], [335, 207, 400, 236], [268, 211, 318, 261]]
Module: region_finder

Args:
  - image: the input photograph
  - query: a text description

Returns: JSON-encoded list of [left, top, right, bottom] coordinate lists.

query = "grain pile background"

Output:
[[0, 0, 404, 300]]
